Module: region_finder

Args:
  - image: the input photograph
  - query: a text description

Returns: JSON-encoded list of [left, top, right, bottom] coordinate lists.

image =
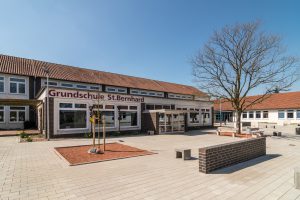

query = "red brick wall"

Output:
[[199, 138, 266, 173]]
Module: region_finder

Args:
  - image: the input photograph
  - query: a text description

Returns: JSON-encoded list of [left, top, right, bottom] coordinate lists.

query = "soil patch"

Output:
[[55, 143, 155, 166]]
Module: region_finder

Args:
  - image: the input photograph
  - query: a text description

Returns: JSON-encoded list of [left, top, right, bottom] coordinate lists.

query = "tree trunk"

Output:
[[235, 110, 242, 136]]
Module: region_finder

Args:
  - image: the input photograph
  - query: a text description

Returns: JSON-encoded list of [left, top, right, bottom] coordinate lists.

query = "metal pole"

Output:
[[46, 74, 50, 141], [219, 98, 222, 127]]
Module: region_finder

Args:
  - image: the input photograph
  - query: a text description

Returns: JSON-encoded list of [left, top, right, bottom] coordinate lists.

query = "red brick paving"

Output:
[[55, 143, 155, 165]]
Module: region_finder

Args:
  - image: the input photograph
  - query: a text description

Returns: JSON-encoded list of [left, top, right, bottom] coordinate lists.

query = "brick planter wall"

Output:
[[199, 138, 266, 173]]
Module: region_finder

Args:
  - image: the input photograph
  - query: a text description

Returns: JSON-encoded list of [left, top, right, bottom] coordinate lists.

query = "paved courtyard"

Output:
[[1, 130, 300, 200]]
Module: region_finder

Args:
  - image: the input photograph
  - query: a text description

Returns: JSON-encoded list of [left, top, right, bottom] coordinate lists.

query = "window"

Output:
[[59, 103, 72, 108], [75, 104, 87, 108], [90, 86, 100, 90], [155, 105, 162, 110], [146, 104, 154, 110], [76, 85, 87, 89], [297, 110, 300, 119], [278, 110, 285, 119], [263, 111, 269, 119], [256, 111, 261, 119], [105, 105, 114, 109], [129, 106, 137, 110], [118, 105, 128, 110], [242, 112, 247, 118], [59, 103, 87, 129], [120, 111, 138, 127], [117, 89, 127, 93], [131, 90, 139, 94], [10, 77, 25, 94], [0, 77, 4, 93], [163, 105, 171, 110], [249, 111, 254, 118], [190, 112, 200, 123], [0, 106, 4, 122], [45, 81, 58, 86], [141, 91, 147, 95], [9, 107, 25, 122], [93, 110, 115, 127], [287, 110, 294, 119], [61, 83, 73, 88]]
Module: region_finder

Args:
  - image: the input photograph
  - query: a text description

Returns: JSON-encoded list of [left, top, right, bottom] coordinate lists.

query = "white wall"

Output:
[[232, 109, 300, 127]]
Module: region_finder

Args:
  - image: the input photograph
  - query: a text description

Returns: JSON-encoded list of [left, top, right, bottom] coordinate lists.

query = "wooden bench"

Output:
[[175, 148, 191, 160]]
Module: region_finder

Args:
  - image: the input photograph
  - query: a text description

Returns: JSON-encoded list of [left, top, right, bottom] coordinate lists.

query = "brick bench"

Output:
[[199, 138, 266, 173]]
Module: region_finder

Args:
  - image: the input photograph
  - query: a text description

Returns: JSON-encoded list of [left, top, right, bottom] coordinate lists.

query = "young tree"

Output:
[[192, 21, 299, 134]]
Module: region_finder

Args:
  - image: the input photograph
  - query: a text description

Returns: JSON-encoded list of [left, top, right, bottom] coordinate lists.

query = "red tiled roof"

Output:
[[0, 54, 207, 97], [214, 92, 300, 111]]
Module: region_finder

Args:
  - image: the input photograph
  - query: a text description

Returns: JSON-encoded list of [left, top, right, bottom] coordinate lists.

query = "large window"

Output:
[[59, 103, 87, 129], [0, 77, 4, 93], [120, 111, 137, 127], [242, 112, 247, 119], [118, 106, 138, 127], [256, 111, 261, 119], [287, 110, 294, 119], [9, 107, 25, 122], [10, 78, 25, 94], [189, 112, 200, 123], [263, 111, 269, 119], [0, 106, 4, 122], [278, 110, 285, 119], [92, 105, 115, 128]]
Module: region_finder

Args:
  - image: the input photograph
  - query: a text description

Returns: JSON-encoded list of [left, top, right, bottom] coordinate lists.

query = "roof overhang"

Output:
[[0, 99, 43, 107]]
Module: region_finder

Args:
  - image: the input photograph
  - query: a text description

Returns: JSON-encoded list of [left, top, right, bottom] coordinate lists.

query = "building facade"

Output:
[[214, 92, 300, 134], [0, 54, 213, 137]]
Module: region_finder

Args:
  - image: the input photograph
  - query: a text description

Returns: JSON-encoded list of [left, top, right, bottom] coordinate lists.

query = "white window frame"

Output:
[[9, 77, 26, 94], [60, 83, 74, 88], [249, 111, 254, 119], [90, 86, 101, 91], [118, 106, 138, 128], [0, 106, 4, 123], [58, 103, 88, 130], [255, 111, 261, 119], [0, 76, 4, 93], [263, 111, 269, 119], [189, 111, 200, 124], [9, 106, 26, 123], [242, 112, 248, 119], [106, 86, 127, 94], [287, 110, 294, 119], [278, 110, 285, 119], [92, 104, 116, 129], [296, 110, 300, 119]]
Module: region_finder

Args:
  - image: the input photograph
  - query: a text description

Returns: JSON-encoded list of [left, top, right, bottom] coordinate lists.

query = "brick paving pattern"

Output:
[[1, 129, 300, 199]]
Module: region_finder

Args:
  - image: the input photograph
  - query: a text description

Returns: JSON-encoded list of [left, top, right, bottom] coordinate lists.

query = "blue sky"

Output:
[[0, 0, 299, 94]]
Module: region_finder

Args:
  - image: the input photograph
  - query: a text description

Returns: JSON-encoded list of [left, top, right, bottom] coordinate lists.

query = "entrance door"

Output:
[[159, 112, 185, 134]]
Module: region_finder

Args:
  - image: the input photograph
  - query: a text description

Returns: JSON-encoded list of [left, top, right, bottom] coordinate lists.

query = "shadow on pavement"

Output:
[[210, 154, 281, 174]]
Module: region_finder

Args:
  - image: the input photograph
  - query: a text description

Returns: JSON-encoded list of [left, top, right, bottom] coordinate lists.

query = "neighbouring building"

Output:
[[0, 54, 213, 137], [214, 92, 300, 134]]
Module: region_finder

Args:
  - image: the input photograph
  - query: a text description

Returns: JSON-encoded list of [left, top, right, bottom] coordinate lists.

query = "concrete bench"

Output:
[[175, 148, 191, 160]]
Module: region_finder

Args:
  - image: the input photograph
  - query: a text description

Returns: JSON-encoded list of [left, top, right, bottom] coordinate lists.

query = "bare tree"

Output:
[[192, 21, 299, 134]]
